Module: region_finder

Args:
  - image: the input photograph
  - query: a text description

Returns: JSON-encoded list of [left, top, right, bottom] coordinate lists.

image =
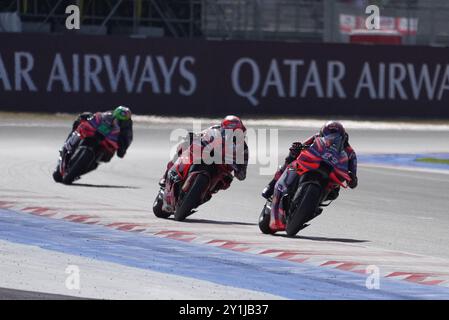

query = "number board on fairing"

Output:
[[97, 124, 112, 136]]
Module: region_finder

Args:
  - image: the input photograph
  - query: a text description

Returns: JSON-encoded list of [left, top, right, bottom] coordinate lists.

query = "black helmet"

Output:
[[320, 121, 345, 137]]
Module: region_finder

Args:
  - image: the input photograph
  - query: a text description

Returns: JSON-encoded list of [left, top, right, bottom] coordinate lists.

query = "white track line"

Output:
[[3, 113, 448, 131]]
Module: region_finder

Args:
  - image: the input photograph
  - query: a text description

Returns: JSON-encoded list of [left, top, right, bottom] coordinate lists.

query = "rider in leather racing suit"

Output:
[[159, 115, 249, 191], [68, 106, 133, 162], [261, 121, 358, 231]]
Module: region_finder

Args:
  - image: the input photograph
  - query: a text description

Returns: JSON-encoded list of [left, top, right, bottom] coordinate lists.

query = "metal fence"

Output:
[[202, 0, 449, 46], [1, 0, 449, 46], [0, 0, 203, 37], [201, 0, 323, 41]]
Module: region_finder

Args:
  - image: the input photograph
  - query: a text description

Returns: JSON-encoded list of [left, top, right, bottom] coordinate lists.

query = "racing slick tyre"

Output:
[[174, 174, 209, 222], [62, 147, 95, 185], [258, 203, 276, 234], [53, 168, 63, 183], [153, 190, 171, 219], [286, 184, 321, 237]]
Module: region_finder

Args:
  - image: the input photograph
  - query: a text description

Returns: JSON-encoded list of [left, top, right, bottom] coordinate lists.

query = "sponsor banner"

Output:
[[0, 33, 448, 118], [339, 14, 418, 35]]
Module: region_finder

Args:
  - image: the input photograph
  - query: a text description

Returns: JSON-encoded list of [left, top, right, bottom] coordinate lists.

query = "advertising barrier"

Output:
[[1, 33, 448, 118]]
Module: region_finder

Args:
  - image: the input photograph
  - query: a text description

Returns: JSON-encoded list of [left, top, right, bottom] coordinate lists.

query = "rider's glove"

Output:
[[224, 174, 233, 184], [286, 142, 303, 163], [348, 172, 358, 189], [220, 173, 233, 190], [289, 142, 303, 153], [231, 164, 246, 181], [117, 148, 126, 158]]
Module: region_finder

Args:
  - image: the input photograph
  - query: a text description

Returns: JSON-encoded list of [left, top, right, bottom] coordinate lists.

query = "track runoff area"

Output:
[[1, 113, 449, 300]]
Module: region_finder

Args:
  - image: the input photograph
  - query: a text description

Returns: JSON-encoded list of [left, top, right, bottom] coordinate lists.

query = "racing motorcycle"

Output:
[[153, 145, 235, 221], [258, 133, 352, 237], [53, 117, 119, 185]]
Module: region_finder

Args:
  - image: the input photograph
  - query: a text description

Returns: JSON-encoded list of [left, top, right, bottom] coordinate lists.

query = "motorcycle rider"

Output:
[[261, 121, 358, 231], [159, 115, 249, 190], [68, 106, 133, 161], [54, 106, 133, 182]]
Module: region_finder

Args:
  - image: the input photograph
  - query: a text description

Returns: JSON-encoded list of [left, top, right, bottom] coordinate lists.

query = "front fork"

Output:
[[159, 188, 173, 213]]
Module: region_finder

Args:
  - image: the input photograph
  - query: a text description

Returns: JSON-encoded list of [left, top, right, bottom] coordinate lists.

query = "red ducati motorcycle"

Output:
[[153, 144, 235, 221], [259, 133, 352, 236], [53, 118, 119, 185]]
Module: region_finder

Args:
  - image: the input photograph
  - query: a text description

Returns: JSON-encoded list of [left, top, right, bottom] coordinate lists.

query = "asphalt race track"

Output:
[[1, 114, 449, 299]]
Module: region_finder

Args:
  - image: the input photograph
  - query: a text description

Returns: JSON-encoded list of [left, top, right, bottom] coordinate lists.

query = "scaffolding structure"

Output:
[[0, 0, 203, 37], [1, 0, 448, 46]]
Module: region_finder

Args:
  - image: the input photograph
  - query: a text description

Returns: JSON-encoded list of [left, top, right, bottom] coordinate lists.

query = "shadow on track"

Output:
[[183, 218, 256, 226], [71, 183, 139, 189], [271, 233, 369, 243]]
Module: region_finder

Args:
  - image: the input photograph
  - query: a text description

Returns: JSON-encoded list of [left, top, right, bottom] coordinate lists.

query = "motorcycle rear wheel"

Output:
[[62, 148, 95, 185], [286, 184, 321, 237], [174, 174, 209, 221]]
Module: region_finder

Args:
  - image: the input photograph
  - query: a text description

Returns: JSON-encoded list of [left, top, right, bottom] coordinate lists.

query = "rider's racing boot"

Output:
[[326, 187, 340, 201]]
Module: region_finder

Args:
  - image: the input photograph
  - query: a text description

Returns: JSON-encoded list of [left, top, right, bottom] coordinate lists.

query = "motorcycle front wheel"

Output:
[[153, 189, 171, 219], [53, 166, 63, 183], [62, 147, 95, 185], [174, 174, 209, 221], [258, 202, 276, 234], [286, 184, 321, 237]]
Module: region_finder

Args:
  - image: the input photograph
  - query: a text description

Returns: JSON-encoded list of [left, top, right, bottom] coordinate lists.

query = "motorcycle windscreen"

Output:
[[321, 133, 344, 152], [320, 134, 350, 182]]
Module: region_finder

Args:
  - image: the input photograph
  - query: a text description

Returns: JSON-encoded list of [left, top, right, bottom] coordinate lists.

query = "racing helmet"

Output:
[[113, 106, 132, 121], [320, 121, 347, 151], [221, 115, 246, 133], [320, 121, 345, 137]]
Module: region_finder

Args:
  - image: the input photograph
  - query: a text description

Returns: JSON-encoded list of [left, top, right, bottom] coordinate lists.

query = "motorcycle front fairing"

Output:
[[304, 135, 351, 185], [162, 144, 231, 213], [288, 135, 351, 213], [59, 131, 82, 176], [83, 119, 120, 156], [162, 152, 193, 212]]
